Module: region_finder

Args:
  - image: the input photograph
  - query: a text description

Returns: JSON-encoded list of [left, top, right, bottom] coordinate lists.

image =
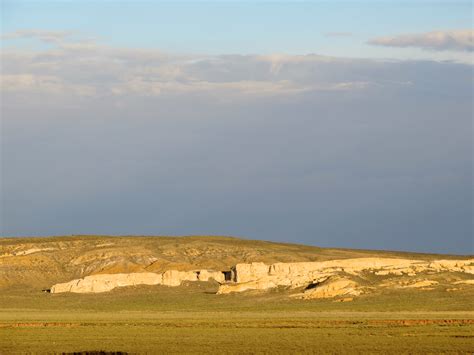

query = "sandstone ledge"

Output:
[[51, 269, 226, 293], [49, 257, 474, 296]]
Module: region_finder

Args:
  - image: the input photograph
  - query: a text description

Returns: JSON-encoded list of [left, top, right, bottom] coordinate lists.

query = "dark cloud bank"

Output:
[[1, 40, 472, 254]]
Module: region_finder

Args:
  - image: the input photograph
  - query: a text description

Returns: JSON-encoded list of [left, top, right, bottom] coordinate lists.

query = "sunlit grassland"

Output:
[[1, 282, 473, 353]]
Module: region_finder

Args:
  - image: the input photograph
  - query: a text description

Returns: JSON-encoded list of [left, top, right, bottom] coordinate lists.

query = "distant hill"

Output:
[[0, 235, 469, 290]]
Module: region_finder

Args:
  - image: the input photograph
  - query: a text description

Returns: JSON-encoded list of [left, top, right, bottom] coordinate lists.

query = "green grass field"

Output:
[[1, 282, 473, 354]]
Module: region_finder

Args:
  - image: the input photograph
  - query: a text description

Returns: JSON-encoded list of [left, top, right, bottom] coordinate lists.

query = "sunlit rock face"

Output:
[[198, 270, 226, 283], [50, 268, 228, 293], [218, 258, 474, 295], [233, 262, 269, 283], [50, 272, 163, 293], [49, 257, 474, 296], [292, 278, 362, 300], [162, 270, 198, 286]]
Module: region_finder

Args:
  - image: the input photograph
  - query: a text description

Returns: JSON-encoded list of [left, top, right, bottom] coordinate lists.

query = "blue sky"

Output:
[[2, 0, 472, 59], [1, 1, 473, 254]]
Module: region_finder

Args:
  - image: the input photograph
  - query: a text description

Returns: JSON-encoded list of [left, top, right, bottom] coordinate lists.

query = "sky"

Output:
[[0, 0, 473, 254]]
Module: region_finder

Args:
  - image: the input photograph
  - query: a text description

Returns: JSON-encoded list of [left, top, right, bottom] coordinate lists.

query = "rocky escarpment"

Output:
[[50, 269, 225, 293], [1, 235, 373, 290], [216, 257, 474, 295], [3, 236, 471, 291], [49, 257, 474, 297]]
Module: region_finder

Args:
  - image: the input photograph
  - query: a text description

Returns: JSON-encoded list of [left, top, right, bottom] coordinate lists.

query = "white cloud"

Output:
[[2, 29, 463, 101], [1, 29, 74, 44], [368, 30, 474, 52], [110, 78, 310, 97], [1, 39, 386, 99], [256, 54, 322, 75]]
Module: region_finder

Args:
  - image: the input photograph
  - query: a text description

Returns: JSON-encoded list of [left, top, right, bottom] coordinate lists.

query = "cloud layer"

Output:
[[1, 30, 423, 102], [1, 29, 74, 44], [2, 29, 472, 104], [368, 29, 474, 52], [1, 30, 472, 254]]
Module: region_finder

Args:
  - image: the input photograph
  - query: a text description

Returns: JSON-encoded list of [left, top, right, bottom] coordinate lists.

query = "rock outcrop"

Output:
[[292, 277, 362, 299], [4, 236, 472, 292], [49, 257, 474, 296], [51, 272, 163, 293], [234, 262, 269, 283], [197, 270, 226, 283], [402, 280, 439, 288], [218, 257, 474, 296], [216, 279, 279, 294], [453, 280, 474, 285], [51, 269, 227, 293], [162, 270, 198, 287]]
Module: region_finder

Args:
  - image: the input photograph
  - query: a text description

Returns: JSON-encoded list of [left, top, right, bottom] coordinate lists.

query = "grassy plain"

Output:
[[1, 281, 473, 354]]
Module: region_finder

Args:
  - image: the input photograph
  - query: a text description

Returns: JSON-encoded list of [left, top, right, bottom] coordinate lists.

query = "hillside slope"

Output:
[[0, 235, 470, 290]]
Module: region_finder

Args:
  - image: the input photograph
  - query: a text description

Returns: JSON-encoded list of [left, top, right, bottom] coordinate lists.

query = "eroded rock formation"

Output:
[[49, 257, 474, 296], [51, 272, 163, 293], [51, 269, 226, 293], [292, 277, 362, 299], [217, 257, 474, 295]]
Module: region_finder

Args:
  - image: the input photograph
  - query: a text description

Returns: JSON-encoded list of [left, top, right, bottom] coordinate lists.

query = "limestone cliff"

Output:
[[50, 269, 225, 293], [218, 257, 474, 295], [49, 257, 474, 296]]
